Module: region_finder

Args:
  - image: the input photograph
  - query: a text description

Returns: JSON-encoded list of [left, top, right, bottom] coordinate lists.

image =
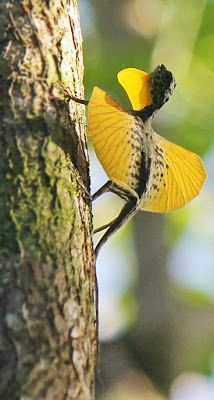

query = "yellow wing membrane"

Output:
[[142, 134, 207, 213], [88, 87, 136, 189], [117, 68, 152, 111]]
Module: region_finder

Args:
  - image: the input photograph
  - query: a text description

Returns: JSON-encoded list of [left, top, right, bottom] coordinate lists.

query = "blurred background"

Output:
[[79, 1, 214, 398]]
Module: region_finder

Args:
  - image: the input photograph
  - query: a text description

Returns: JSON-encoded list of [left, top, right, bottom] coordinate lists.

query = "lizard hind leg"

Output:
[[95, 196, 139, 258], [92, 180, 113, 201]]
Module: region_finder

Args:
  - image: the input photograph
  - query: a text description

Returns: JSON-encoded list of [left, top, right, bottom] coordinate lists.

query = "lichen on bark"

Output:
[[0, 1, 96, 399]]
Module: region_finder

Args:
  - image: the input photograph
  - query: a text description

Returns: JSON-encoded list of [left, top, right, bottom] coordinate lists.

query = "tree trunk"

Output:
[[0, 1, 96, 399]]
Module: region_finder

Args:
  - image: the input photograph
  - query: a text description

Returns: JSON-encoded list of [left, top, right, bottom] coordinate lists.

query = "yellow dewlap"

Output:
[[118, 68, 152, 111]]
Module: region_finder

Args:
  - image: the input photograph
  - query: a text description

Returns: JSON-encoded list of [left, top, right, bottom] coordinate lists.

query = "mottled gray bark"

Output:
[[0, 1, 96, 399]]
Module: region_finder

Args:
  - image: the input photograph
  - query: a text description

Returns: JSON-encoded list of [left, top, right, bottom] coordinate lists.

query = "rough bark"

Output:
[[0, 1, 96, 399]]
